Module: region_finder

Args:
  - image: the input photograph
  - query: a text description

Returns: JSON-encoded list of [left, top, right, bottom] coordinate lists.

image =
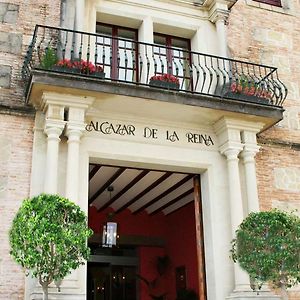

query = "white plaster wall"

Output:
[[84, 0, 219, 55]]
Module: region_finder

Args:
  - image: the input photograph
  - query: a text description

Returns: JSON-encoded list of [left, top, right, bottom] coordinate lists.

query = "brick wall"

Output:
[[0, 0, 60, 299], [0, 0, 61, 108], [228, 1, 300, 298], [0, 112, 34, 300]]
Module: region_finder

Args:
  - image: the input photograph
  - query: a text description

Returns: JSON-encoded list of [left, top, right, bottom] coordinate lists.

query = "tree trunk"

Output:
[[42, 284, 49, 300], [280, 285, 289, 300]]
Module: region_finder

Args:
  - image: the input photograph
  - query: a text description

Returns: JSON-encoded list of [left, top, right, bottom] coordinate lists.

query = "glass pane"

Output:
[[172, 37, 189, 50], [154, 34, 166, 46], [96, 24, 113, 36], [118, 29, 136, 40]]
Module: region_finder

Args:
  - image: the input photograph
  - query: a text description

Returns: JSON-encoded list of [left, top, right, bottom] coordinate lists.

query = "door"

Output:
[[96, 23, 138, 82], [87, 262, 137, 300]]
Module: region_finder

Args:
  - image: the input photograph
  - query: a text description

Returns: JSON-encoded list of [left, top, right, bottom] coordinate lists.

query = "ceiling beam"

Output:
[[133, 174, 194, 214], [98, 170, 150, 211], [89, 165, 101, 181], [89, 167, 126, 205], [149, 187, 194, 215], [115, 172, 172, 214]]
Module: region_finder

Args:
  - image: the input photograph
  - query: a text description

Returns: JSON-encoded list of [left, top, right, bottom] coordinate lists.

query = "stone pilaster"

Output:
[[44, 120, 65, 193], [209, 8, 229, 57], [42, 96, 66, 194], [63, 95, 95, 204], [241, 129, 261, 213], [215, 118, 250, 294], [65, 123, 85, 202]]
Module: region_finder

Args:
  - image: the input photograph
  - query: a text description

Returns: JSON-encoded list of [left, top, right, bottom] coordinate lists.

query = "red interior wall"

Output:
[[165, 202, 199, 300], [88, 202, 199, 300]]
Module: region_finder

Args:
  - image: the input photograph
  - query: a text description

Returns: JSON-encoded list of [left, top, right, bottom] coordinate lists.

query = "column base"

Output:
[[226, 291, 280, 300]]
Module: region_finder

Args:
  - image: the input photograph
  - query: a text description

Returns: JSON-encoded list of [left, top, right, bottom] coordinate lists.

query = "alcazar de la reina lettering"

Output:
[[0, 0, 299, 299]]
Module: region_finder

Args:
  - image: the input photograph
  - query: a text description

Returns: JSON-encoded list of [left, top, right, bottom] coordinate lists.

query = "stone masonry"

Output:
[[0, 112, 34, 300], [228, 1, 300, 299], [0, 0, 61, 299]]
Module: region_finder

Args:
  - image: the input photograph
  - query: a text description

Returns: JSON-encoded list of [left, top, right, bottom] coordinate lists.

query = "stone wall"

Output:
[[0, 1, 60, 299], [228, 0, 300, 143], [0, 112, 34, 300], [0, 0, 61, 108], [228, 1, 300, 298]]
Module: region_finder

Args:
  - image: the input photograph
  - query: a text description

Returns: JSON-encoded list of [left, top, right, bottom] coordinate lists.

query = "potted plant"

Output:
[[52, 59, 105, 78], [216, 75, 272, 104], [149, 73, 180, 89], [9, 194, 93, 300], [52, 58, 75, 72], [231, 209, 300, 300], [39, 48, 58, 70], [73, 60, 105, 78]]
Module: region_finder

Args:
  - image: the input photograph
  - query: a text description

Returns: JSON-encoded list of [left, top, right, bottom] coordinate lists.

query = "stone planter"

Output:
[[149, 79, 179, 90]]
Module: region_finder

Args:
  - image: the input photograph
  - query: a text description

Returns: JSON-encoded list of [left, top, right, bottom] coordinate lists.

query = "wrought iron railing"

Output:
[[22, 25, 287, 106]]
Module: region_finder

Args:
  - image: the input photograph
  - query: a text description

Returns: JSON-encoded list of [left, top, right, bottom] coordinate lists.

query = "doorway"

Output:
[[87, 164, 206, 300], [87, 262, 137, 300]]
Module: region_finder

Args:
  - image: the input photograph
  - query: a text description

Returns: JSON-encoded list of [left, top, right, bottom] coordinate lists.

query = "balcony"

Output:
[[22, 25, 287, 123]]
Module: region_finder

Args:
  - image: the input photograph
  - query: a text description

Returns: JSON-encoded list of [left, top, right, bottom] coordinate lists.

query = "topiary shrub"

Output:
[[231, 209, 300, 300], [9, 194, 93, 300]]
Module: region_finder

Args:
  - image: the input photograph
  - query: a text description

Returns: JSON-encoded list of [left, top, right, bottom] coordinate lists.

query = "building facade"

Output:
[[0, 0, 299, 300]]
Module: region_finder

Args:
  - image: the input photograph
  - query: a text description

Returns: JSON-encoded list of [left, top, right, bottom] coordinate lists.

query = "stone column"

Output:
[[42, 100, 65, 194], [138, 16, 154, 84], [65, 120, 85, 202], [75, 0, 85, 31], [241, 131, 259, 213], [220, 145, 250, 293], [209, 8, 229, 57], [44, 122, 65, 193], [64, 96, 95, 203], [215, 118, 250, 294]]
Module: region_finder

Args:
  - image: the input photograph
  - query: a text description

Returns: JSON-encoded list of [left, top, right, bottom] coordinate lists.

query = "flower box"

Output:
[[222, 91, 270, 104], [51, 65, 81, 74], [149, 74, 180, 90], [215, 82, 271, 105], [149, 79, 179, 89], [50, 59, 105, 78], [91, 71, 105, 79]]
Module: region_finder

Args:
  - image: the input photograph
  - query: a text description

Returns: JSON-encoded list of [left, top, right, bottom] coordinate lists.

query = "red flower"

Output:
[[55, 59, 73, 68], [55, 59, 103, 75], [230, 82, 271, 100], [150, 74, 179, 85]]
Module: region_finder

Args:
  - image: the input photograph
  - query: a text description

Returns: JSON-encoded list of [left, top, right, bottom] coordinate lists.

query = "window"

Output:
[[96, 23, 138, 82], [153, 33, 192, 90], [252, 0, 281, 7]]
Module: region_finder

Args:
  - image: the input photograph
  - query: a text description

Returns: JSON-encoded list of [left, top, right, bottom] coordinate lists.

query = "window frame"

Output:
[[96, 22, 139, 81], [153, 32, 192, 90]]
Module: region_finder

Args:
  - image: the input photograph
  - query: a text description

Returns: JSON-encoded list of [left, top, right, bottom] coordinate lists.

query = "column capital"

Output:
[[221, 144, 243, 161], [241, 145, 260, 163], [65, 122, 85, 142], [44, 119, 65, 141], [209, 8, 229, 24]]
